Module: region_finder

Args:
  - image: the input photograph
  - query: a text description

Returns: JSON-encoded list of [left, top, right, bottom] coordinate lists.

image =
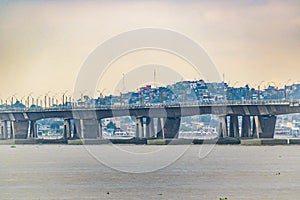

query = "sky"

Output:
[[0, 0, 300, 100]]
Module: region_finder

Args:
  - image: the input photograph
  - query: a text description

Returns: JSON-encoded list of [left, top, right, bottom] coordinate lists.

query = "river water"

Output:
[[1, 144, 300, 199]]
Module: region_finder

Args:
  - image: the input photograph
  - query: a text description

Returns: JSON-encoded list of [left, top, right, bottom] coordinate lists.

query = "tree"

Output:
[[106, 121, 116, 130]]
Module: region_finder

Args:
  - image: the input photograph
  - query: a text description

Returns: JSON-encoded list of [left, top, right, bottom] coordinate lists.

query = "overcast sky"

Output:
[[0, 0, 300, 99]]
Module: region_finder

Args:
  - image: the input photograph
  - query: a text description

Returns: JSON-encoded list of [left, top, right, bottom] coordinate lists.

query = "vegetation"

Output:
[[106, 121, 116, 130]]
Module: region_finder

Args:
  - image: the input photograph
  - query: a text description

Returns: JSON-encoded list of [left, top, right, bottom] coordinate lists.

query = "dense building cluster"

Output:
[[95, 80, 300, 106], [1, 80, 300, 109]]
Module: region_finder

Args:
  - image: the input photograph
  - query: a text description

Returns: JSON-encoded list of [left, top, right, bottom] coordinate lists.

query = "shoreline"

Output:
[[1, 137, 300, 145]]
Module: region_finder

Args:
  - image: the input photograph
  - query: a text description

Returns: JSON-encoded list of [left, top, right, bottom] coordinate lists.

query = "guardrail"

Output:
[[0, 100, 299, 112]]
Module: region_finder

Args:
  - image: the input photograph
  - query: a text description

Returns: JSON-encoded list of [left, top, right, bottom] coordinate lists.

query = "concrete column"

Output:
[[160, 117, 181, 139], [149, 117, 155, 138], [10, 122, 13, 139], [11, 120, 29, 139], [3, 121, 8, 139], [72, 119, 79, 139], [78, 119, 100, 139], [0, 121, 3, 139], [229, 115, 239, 138], [252, 116, 261, 138], [145, 117, 155, 138], [218, 116, 228, 138], [29, 120, 37, 138], [63, 119, 71, 139], [0, 122, 2, 139], [241, 116, 251, 138], [98, 119, 103, 139], [157, 117, 165, 138], [10, 121, 15, 139], [253, 115, 277, 138], [135, 117, 144, 138], [34, 122, 37, 138]]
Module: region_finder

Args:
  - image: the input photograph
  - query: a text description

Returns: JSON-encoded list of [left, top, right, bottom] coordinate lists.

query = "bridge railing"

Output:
[[0, 99, 298, 112]]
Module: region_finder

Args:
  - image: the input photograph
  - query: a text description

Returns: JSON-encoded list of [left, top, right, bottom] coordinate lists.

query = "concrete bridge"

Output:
[[1, 102, 300, 140]]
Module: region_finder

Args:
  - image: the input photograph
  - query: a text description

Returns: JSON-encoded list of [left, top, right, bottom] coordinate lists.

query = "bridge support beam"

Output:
[[29, 120, 37, 138], [229, 115, 239, 138], [218, 116, 228, 138], [4, 121, 8, 139], [11, 120, 29, 139], [135, 117, 144, 138], [77, 119, 100, 139], [0, 122, 1, 138], [9, 122, 13, 139], [0, 121, 8, 139], [72, 119, 79, 139], [252, 116, 258, 138], [157, 117, 181, 139], [63, 119, 71, 139], [241, 116, 251, 138], [98, 120, 103, 139], [253, 115, 277, 138], [157, 118, 165, 138], [145, 117, 155, 138]]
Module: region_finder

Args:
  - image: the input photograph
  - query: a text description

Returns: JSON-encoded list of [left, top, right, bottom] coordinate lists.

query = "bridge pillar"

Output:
[[0, 121, 7, 139], [11, 120, 29, 139], [157, 118, 165, 138], [218, 116, 228, 138], [4, 121, 8, 139], [63, 119, 71, 139], [135, 117, 144, 138], [229, 115, 239, 138], [157, 117, 181, 139], [146, 117, 155, 138], [253, 115, 277, 138], [241, 116, 251, 138], [98, 120, 103, 139], [0, 122, 2, 139], [150, 118, 155, 138], [78, 119, 100, 139], [9, 122, 13, 139], [145, 117, 155, 138], [29, 120, 37, 138], [252, 116, 259, 138], [72, 119, 79, 139], [4, 121, 9, 139]]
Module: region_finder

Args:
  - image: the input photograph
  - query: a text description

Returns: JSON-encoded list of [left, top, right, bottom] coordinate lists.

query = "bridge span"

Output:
[[0, 102, 300, 140]]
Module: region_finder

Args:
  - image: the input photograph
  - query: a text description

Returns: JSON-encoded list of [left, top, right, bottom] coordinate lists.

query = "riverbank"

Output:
[[1, 137, 300, 145]]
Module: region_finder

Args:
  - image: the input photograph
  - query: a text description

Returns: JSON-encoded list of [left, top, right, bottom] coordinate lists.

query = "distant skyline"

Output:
[[0, 0, 300, 99]]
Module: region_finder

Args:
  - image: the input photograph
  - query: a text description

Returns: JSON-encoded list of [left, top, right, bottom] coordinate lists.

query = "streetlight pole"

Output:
[[45, 91, 51, 108], [257, 81, 265, 101], [231, 81, 239, 102], [291, 81, 300, 102], [36, 95, 43, 107], [122, 73, 126, 92], [284, 79, 292, 101], [20, 96, 26, 107], [11, 93, 17, 106], [97, 89, 106, 99], [5, 96, 11, 107], [97, 89, 106, 106], [27, 92, 34, 108], [51, 93, 59, 106], [80, 89, 87, 103], [62, 90, 68, 107], [248, 83, 258, 102], [268, 81, 278, 101]]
